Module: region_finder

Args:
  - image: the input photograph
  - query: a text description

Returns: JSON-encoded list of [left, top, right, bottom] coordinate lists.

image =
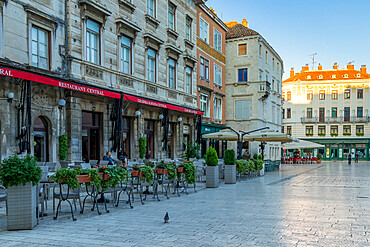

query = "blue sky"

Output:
[[206, 0, 370, 79]]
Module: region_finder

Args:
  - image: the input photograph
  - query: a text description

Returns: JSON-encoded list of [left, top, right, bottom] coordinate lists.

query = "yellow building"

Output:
[[282, 63, 370, 160]]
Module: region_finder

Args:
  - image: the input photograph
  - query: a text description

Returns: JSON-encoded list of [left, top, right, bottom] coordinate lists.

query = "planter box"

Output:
[[206, 166, 219, 188], [260, 163, 265, 176], [131, 170, 144, 177], [156, 168, 169, 175], [177, 167, 185, 173], [7, 182, 37, 230], [224, 165, 236, 184]]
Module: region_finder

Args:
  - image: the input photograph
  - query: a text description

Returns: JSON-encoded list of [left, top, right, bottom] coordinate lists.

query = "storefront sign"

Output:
[[124, 95, 203, 115], [0, 67, 121, 99]]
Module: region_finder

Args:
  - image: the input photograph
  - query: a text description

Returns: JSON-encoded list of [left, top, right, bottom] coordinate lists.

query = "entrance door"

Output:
[[167, 123, 175, 159], [319, 108, 325, 122], [144, 120, 155, 159], [33, 116, 49, 162], [330, 148, 338, 159], [121, 117, 131, 158], [344, 107, 350, 122], [82, 112, 101, 162]]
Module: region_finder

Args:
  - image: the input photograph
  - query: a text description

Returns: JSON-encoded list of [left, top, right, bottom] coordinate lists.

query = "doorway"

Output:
[[33, 116, 49, 162], [121, 117, 131, 158], [82, 111, 101, 162], [144, 120, 155, 159]]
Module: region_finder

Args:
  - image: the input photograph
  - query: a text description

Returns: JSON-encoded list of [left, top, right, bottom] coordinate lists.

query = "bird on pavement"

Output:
[[164, 212, 169, 223]]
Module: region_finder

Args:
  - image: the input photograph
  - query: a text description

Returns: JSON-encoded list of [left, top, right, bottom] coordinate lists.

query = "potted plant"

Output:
[[356, 132, 364, 137], [205, 147, 219, 188], [317, 153, 322, 164], [0, 154, 42, 230], [184, 143, 200, 162], [139, 137, 146, 159], [223, 149, 236, 184]]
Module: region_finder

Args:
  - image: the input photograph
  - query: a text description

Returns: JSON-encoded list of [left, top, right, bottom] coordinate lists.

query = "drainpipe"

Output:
[[64, 0, 69, 76]]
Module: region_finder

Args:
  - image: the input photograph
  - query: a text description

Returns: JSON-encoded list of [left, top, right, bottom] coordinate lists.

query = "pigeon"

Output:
[[164, 212, 169, 223]]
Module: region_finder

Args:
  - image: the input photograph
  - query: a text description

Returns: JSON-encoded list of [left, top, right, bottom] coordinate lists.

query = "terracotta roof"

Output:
[[226, 24, 259, 39], [284, 68, 370, 83]]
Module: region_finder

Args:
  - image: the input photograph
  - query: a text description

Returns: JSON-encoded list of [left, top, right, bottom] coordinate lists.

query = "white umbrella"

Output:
[[243, 130, 294, 143], [202, 129, 239, 141], [282, 139, 324, 149]]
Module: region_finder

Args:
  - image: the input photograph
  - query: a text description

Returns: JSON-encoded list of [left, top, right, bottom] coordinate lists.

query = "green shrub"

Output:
[[236, 160, 247, 173], [181, 162, 196, 184], [139, 137, 146, 159], [317, 153, 322, 160], [59, 135, 68, 161], [258, 154, 263, 160], [0, 154, 42, 188], [184, 143, 200, 160], [253, 153, 258, 159], [205, 147, 218, 166], [224, 149, 236, 165], [254, 159, 264, 171]]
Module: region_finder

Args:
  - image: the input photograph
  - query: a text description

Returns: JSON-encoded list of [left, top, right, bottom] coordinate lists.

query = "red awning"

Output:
[[0, 66, 121, 99], [124, 94, 203, 115]]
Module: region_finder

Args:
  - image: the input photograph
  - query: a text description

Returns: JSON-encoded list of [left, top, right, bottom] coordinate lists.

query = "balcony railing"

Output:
[[301, 116, 369, 123]]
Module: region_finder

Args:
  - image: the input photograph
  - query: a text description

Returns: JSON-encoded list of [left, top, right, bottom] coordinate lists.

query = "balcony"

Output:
[[301, 117, 318, 123], [301, 116, 370, 124]]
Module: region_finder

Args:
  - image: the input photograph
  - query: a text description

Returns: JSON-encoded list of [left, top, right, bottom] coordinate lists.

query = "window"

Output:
[[287, 108, 291, 118], [214, 98, 222, 120], [147, 48, 156, 82], [185, 16, 192, 40], [277, 62, 280, 72], [185, 67, 192, 94], [319, 90, 325, 100], [282, 109, 285, 119], [120, 36, 132, 74], [356, 125, 364, 135], [332, 107, 337, 118], [319, 107, 325, 122], [147, 0, 156, 17], [86, 19, 100, 64], [272, 58, 275, 68], [307, 91, 313, 100], [344, 107, 350, 121], [168, 2, 175, 30], [199, 18, 208, 43], [259, 44, 262, 56], [332, 90, 338, 100], [307, 108, 312, 118], [214, 64, 222, 87], [287, 91, 291, 101], [266, 74, 269, 82], [357, 107, 363, 117], [200, 57, 209, 80], [238, 43, 247, 56], [357, 89, 363, 99], [306, 126, 313, 135], [214, 29, 222, 52], [344, 89, 350, 99], [168, 59, 176, 89], [287, 126, 292, 135], [31, 26, 49, 69], [200, 94, 209, 117], [235, 100, 250, 119], [318, 126, 325, 135], [238, 68, 248, 82], [265, 51, 268, 61], [331, 126, 338, 135], [281, 126, 284, 133], [282, 92, 285, 100], [343, 125, 351, 135]]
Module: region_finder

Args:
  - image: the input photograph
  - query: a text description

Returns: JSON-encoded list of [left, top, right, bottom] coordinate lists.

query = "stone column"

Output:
[[65, 96, 82, 162], [178, 120, 184, 158]]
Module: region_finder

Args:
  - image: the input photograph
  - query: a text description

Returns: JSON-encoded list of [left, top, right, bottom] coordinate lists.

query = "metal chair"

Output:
[[37, 162, 45, 166], [0, 185, 7, 210], [99, 160, 109, 166], [81, 163, 91, 169], [60, 161, 69, 169], [45, 162, 57, 172], [89, 160, 98, 168]]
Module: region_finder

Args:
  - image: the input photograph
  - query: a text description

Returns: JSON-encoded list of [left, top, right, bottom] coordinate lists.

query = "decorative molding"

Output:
[[145, 14, 160, 28], [147, 84, 157, 94], [167, 28, 179, 40], [119, 77, 134, 88], [165, 43, 182, 60], [118, 0, 136, 13], [185, 96, 193, 104], [24, 5, 62, 29], [183, 53, 197, 67], [79, 0, 111, 24], [168, 91, 177, 100], [143, 32, 164, 50], [85, 65, 103, 79], [115, 17, 141, 39], [184, 39, 195, 49]]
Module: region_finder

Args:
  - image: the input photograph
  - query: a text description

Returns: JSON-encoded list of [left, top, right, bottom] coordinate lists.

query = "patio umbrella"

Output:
[[243, 130, 294, 143], [282, 139, 324, 149], [202, 129, 239, 141]]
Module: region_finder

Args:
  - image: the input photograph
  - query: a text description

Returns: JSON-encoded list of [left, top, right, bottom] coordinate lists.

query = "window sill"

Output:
[[145, 14, 160, 28], [200, 77, 210, 82], [119, 0, 136, 13], [167, 28, 179, 40]]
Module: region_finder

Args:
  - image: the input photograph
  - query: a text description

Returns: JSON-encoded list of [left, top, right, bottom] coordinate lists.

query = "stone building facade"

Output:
[[196, 4, 228, 158], [0, 0, 204, 162], [224, 20, 283, 161], [283, 63, 370, 161]]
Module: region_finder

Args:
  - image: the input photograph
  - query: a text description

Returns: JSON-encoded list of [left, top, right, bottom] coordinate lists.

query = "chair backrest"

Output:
[[81, 163, 91, 169], [37, 162, 45, 166], [40, 166, 49, 181], [45, 162, 57, 171], [0, 185, 6, 202], [89, 160, 98, 165], [60, 161, 69, 169], [99, 160, 109, 166]]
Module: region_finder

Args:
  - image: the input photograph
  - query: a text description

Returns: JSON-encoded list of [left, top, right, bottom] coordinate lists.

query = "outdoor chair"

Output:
[[89, 160, 98, 168], [45, 162, 57, 172], [60, 161, 69, 169], [0, 185, 7, 214], [81, 163, 91, 169], [53, 185, 82, 214], [37, 162, 45, 166], [99, 160, 109, 166]]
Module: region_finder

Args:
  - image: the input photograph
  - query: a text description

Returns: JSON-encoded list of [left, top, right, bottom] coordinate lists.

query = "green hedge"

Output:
[[139, 137, 146, 159], [59, 135, 68, 161]]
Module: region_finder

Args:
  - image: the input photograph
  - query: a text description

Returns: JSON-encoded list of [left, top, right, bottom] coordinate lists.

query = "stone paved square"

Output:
[[1, 162, 370, 246]]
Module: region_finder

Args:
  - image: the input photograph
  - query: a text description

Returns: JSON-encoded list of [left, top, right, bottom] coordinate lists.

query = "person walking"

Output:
[[355, 152, 359, 163], [348, 153, 352, 165]]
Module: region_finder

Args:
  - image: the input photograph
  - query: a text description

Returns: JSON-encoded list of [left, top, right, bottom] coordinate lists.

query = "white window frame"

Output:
[[214, 64, 222, 87], [200, 93, 209, 117], [120, 36, 132, 74], [213, 28, 222, 52], [31, 25, 50, 70], [185, 67, 192, 94], [199, 18, 209, 43], [147, 48, 157, 82], [86, 19, 100, 65], [185, 16, 192, 41], [168, 2, 176, 30], [168, 58, 176, 89], [214, 97, 222, 120], [147, 0, 156, 18]]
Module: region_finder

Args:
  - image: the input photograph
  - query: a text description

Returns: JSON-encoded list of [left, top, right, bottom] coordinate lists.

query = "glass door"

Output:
[[344, 107, 350, 122], [34, 131, 47, 162]]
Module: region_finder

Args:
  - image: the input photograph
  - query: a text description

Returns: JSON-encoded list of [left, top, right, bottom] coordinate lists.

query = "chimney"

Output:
[[361, 65, 367, 74], [290, 67, 295, 78], [347, 64, 355, 70], [242, 19, 248, 28], [302, 64, 309, 72], [333, 62, 338, 69], [318, 63, 322, 70]]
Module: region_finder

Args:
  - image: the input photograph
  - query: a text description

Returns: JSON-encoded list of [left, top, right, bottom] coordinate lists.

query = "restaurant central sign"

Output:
[[0, 66, 121, 99]]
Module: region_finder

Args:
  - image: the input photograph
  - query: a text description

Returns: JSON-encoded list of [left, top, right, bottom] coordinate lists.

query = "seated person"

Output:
[[103, 151, 115, 166], [119, 152, 128, 166]]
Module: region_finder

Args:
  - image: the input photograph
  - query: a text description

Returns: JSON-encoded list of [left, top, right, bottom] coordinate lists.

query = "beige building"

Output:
[[282, 63, 370, 161], [0, 0, 204, 162], [224, 20, 283, 160]]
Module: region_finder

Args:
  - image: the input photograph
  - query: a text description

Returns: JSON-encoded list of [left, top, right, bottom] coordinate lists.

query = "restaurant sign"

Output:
[[0, 67, 121, 99], [124, 94, 203, 115]]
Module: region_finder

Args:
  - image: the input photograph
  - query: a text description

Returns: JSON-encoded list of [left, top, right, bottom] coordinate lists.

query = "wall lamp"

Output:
[[159, 114, 164, 120], [58, 99, 66, 110], [178, 117, 183, 122], [135, 110, 141, 116], [7, 92, 14, 103]]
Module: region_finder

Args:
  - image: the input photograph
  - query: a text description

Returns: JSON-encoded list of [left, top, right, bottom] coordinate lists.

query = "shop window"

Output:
[[82, 112, 101, 162], [238, 43, 247, 56], [185, 67, 192, 94], [31, 26, 50, 70], [319, 90, 325, 100], [147, 48, 156, 82], [287, 108, 291, 119], [120, 36, 132, 74], [332, 90, 338, 100], [357, 89, 363, 99], [86, 19, 100, 64], [307, 91, 313, 100], [33, 116, 49, 162], [168, 58, 176, 89], [357, 107, 363, 117], [344, 89, 351, 99], [238, 68, 248, 82], [235, 100, 250, 120], [306, 126, 313, 136], [168, 2, 176, 30], [307, 108, 312, 118], [286, 126, 292, 135]]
